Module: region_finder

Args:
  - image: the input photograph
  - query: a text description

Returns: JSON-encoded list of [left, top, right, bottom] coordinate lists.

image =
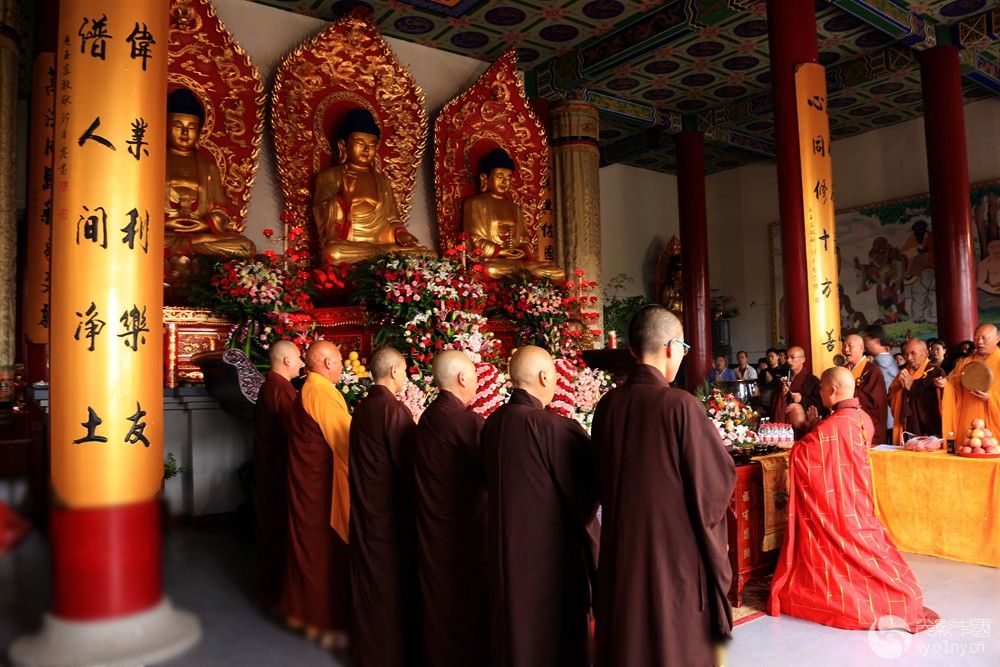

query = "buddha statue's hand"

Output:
[[496, 247, 526, 260], [394, 228, 420, 247], [166, 217, 212, 234]]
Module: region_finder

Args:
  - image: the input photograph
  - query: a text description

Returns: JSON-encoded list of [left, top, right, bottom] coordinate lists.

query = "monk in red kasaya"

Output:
[[769, 366, 938, 632]]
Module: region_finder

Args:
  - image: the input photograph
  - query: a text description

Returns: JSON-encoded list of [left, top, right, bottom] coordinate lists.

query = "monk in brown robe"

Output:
[[414, 351, 487, 667], [592, 305, 735, 666], [251, 340, 303, 608], [283, 341, 351, 650], [889, 338, 944, 444], [843, 334, 889, 445], [349, 347, 420, 666], [770, 345, 822, 423], [482, 346, 599, 667]]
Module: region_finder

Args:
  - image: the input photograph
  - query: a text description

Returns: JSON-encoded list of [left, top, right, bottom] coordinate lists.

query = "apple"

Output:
[[985, 429, 993, 438], [987, 447, 1000, 455], [960, 446, 973, 454], [970, 437, 983, 448], [973, 419, 986, 429], [967, 429, 975, 439], [972, 429, 986, 440], [973, 447, 986, 454]]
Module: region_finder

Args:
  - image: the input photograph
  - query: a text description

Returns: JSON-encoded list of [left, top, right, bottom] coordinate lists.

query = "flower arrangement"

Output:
[[208, 251, 314, 363], [336, 350, 371, 413], [696, 385, 759, 448], [350, 254, 501, 377], [469, 361, 511, 418], [548, 356, 613, 432]]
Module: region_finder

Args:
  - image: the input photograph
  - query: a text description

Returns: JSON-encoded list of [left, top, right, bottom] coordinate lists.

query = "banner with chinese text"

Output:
[[795, 63, 840, 371]]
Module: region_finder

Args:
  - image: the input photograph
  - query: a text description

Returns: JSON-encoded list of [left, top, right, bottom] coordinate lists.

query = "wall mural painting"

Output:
[[770, 180, 1000, 346]]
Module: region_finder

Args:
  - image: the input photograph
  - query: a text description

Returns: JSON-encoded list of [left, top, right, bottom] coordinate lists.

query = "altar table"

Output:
[[869, 449, 1000, 568]]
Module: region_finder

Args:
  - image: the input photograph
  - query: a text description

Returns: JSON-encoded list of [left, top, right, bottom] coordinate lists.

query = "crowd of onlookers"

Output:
[[713, 328, 975, 387]]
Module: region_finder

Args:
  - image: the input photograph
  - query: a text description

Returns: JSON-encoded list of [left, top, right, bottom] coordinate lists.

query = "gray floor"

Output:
[[2, 524, 999, 666]]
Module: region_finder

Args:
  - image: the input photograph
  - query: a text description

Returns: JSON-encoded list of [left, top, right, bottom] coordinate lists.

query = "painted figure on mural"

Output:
[[462, 148, 564, 280], [312, 108, 429, 266], [853, 236, 907, 324], [164, 88, 255, 258], [977, 240, 1000, 296], [900, 217, 936, 323]]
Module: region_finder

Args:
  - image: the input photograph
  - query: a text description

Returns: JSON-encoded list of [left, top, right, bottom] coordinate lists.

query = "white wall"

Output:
[[212, 0, 489, 248], [598, 163, 678, 299]]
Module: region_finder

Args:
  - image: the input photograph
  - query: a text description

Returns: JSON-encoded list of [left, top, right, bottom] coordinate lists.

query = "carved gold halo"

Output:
[[168, 0, 265, 232], [271, 15, 427, 258]]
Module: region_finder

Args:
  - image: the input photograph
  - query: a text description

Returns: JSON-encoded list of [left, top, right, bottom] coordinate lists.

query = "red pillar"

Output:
[[921, 45, 977, 345], [766, 0, 817, 361], [675, 129, 711, 390]]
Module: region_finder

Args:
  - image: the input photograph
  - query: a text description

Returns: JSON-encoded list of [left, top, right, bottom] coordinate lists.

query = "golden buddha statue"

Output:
[[164, 88, 255, 258], [312, 108, 429, 265], [462, 149, 564, 280]]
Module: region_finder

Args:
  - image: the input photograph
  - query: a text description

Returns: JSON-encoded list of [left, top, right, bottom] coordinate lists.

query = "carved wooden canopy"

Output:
[[434, 49, 549, 254], [271, 15, 428, 263], [168, 0, 265, 232]]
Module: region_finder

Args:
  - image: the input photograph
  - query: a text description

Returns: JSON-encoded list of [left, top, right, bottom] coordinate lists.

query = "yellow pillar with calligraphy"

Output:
[[50, 0, 166, 508], [24, 53, 56, 345], [795, 63, 840, 371]]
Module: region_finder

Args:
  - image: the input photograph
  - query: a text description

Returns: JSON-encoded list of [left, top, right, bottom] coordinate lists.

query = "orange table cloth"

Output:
[[869, 449, 1000, 568]]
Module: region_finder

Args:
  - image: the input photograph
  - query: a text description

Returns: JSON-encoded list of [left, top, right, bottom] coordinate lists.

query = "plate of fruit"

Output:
[[957, 419, 1000, 457]]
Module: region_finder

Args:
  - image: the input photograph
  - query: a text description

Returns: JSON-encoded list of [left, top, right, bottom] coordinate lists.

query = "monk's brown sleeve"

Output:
[[678, 398, 737, 641]]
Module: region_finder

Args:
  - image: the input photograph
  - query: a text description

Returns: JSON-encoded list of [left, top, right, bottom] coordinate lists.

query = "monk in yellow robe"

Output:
[[888, 338, 944, 445], [283, 340, 352, 649], [312, 108, 428, 265], [463, 148, 564, 280], [940, 323, 1000, 439]]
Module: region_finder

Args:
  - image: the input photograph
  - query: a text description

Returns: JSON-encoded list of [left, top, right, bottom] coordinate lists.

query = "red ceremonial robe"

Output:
[[252, 371, 297, 606], [349, 384, 420, 667], [591, 364, 736, 667], [414, 390, 488, 667], [769, 398, 938, 631], [283, 378, 351, 632], [850, 357, 889, 445], [770, 369, 822, 423], [482, 388, 599, 667]]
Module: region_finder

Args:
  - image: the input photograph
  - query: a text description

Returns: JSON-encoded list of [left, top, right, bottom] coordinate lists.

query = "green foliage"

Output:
[[163, 452, 185, 481], [601, 273, 647, 346]]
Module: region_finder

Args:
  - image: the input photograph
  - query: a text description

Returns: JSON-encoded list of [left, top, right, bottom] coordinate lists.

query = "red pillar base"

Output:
[[51, 500, 162, 620]]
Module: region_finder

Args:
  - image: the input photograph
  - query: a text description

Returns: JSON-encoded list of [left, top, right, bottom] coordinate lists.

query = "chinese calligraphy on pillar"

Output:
[[25, 54, 56, 342], [50, 0, 166, 508], [795, 63, 840, 371]]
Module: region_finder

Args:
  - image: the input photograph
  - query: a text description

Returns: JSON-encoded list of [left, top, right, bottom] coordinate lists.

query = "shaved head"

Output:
[[269, 339, 299, 366], [509, 345, 557, 406], [787, 346, 807, 374], [305, 340, 339, 370], [369, 346, 406, 381], [432, 351, 475, 390], [974, 323, 1000, 358], [268, 339, 303, 381], [843, 334, 864, 365], [305, 340, 343, 384], [820, 365, 855, 409], [903, 338, 928, 371], [432, 350, 478, 404], [628, 305, 682, 357]]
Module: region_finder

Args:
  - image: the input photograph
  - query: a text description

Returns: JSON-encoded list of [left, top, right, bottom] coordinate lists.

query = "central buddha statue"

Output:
[[164, 88, 255, 258], [312, 108, 428, 265], [462, 148, 564, 280]]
